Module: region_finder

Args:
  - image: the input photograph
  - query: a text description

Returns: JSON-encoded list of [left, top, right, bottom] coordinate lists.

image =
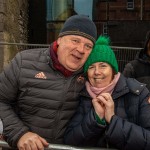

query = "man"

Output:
[[123, 30, 150, 90], [0, 15, 97, 150]]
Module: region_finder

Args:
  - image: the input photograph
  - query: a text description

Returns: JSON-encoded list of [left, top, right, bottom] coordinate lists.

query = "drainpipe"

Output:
[[140, 0, 143, 20]]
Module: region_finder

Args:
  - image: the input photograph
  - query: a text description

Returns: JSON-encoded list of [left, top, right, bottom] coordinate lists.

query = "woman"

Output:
[[123, 30, 150, 90], [64, 36, 150, 150]]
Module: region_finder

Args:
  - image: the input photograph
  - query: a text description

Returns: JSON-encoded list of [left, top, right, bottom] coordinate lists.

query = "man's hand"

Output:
[[17, 132, 49, 150]]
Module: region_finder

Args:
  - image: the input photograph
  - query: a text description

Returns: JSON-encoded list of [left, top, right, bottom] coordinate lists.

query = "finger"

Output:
[[34, 140, 44, 150], [18, 145, 25, 150], [92, 98, 99, 105], [92, 98, 99, 102], [24, 142, 32, 150], [100, 93, 112, 101], [26, 139, 40, 150], [98, 96, 107, 104], [39, 137, 49, 147]]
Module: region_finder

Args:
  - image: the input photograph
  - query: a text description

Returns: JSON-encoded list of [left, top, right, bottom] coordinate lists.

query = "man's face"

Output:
[[57, 35, 94, 72]]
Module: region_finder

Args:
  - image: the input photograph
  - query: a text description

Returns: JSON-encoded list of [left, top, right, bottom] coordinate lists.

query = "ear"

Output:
[[57, 37, 62, 45]]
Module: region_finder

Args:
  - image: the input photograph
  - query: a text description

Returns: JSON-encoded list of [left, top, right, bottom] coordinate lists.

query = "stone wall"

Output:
[[0, 0, 5, 72], [0, 0, 28, 72]]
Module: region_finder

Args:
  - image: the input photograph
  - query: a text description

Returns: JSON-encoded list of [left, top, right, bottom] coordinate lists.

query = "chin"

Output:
[[67, 67, 79, 72], [67, 64, 81, 72]]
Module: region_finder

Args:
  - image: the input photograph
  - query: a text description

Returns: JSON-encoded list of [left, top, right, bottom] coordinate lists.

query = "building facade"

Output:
[[0, 0, 150, 71], [45, 0, 150, 47]]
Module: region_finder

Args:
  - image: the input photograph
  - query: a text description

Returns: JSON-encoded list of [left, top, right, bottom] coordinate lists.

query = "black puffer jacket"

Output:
[[64, 74, 150, 150], [0, 46, 85, 147], [123, 32, 150, 90]]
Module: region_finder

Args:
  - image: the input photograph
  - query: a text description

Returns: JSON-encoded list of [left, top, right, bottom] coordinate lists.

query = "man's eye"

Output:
[[72, 39, 79, 43], [85, 44, 93, 50]]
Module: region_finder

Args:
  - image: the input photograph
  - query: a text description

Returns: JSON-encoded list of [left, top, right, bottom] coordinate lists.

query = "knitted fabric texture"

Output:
[[84, 36, 118, 73], [58, 15, 97, 44]]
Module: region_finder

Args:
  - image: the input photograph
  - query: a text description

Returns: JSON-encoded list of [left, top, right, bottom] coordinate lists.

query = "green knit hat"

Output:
[[84, 35, 118, 73]]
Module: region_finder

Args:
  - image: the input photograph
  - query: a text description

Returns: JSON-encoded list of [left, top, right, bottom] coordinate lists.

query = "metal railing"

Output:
[[0, 42, 136, 150], [0, 42, 141, 73], [0, 140, 117, 150], [112, 46, 141, 72], [0, 42, 49, 50]]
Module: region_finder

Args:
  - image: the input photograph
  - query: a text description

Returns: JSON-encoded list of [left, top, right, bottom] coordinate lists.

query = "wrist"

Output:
[[95, 113, 106, 125]]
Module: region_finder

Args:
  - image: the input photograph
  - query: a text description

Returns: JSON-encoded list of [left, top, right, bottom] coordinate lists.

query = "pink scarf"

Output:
[[86, 73, 121, 98]]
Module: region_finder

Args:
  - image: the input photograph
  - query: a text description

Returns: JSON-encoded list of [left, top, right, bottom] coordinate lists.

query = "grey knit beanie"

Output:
[[58, 15, 97, 44]]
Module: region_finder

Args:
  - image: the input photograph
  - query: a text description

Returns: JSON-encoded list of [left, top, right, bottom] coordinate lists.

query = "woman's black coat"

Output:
[[64, 74, 150, 150], [123, 32, 150, 90]]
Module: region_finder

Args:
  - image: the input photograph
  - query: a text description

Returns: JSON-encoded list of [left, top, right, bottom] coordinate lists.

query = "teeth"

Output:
[[95, 78, 102, 81]]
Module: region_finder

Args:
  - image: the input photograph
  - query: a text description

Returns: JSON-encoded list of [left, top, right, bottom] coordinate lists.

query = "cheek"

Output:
[[87, 71, 93, 77], [85, 51, 91, 58], [87, 72, 94, 81], [105, 73, 113, 82]]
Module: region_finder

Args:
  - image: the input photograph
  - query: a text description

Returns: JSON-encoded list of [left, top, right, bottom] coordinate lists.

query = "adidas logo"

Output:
[[35, 72, 47, 79], [77, 75, 85, 83]]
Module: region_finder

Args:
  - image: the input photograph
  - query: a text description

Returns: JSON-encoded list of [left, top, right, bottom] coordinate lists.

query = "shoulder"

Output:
[[125, 59, 139, 68], [19, 48, 49, 56], [126, 77, 147, 95], [117, 74, 147, 96], [16, 48, 49, 61]]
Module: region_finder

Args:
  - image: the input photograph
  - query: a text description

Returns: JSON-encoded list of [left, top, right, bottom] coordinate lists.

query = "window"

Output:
[[127, 0, 134, 10], [103, 23, 108, 36]]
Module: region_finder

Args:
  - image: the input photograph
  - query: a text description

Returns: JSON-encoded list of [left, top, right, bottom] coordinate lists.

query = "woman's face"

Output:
[[87, 62, 114, 88]]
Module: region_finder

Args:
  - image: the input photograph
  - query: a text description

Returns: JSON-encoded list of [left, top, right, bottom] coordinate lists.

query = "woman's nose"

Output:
[[94, 67, 100, 75]]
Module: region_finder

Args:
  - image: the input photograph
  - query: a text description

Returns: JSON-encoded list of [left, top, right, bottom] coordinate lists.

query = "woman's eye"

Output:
[[89, 66, 94, 69], [99, 65, 107, 68]]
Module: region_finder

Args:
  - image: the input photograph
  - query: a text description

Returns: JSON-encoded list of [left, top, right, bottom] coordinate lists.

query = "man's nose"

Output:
[[77, 43, 85, 53]]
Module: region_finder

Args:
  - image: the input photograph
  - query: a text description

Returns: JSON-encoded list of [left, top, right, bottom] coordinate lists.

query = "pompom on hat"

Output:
[[58, 15, 97, 44], [84, 35, 118, 73]]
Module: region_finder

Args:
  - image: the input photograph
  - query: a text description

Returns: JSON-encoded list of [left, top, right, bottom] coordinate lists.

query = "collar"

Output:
[[50, 41, 73, 77]]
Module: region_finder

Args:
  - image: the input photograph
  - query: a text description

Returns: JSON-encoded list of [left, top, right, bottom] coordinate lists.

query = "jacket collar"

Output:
[[80, 74, 146, 100], [113, 74, 146, 99]]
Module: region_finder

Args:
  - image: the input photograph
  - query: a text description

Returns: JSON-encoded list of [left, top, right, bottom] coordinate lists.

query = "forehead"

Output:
[[90, 62, 109, 66], [64, 35, 93, 44]]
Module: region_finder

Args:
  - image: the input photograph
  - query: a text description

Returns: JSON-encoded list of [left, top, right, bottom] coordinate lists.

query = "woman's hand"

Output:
[[92, 98, 105, 119], [97, 93, 115, 123]]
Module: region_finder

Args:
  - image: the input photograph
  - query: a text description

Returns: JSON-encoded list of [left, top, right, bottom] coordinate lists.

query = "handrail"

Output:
[[0, 42, 142, 50], [0, 42, 49, 47], [0, 140, 117, 150]]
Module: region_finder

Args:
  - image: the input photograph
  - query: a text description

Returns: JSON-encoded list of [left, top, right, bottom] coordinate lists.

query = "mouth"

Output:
[[72, 54, 82, 61], [95, 78, 102, 81], [94, 77, 105, 82]]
